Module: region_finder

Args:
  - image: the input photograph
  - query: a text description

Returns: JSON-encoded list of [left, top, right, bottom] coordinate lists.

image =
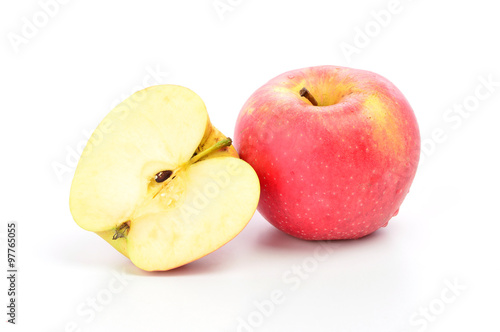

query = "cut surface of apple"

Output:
[[70, 85, 260, 271]]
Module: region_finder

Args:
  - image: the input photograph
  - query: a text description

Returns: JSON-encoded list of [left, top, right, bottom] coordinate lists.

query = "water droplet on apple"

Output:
[[287, 75, 295, 79]]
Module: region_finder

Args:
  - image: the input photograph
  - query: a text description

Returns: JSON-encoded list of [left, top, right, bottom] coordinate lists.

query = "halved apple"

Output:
[[69, 85, 260, 271]]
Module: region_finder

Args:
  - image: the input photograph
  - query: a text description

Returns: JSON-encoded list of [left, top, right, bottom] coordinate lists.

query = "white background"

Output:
[[1, 0, 499, 331]]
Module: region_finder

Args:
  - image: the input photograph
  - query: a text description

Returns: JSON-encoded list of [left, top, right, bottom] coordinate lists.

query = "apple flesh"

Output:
[[234, 66, 420, 240], [70, 85, 260, 271]]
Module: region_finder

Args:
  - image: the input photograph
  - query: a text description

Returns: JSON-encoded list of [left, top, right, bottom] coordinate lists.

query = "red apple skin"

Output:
[[234, 66, 420, 240]]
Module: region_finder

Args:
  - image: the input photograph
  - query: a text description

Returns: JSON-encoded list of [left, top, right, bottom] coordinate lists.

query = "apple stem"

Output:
[[190, 138, 232, 164], [299, 87, 318, 106]]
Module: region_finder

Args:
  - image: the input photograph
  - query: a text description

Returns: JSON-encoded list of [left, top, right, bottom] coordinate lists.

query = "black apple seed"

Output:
[[155, 170, 173, 183]]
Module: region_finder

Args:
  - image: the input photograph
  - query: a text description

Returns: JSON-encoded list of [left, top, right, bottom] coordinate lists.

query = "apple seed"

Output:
[[155, 170, 173, 183]]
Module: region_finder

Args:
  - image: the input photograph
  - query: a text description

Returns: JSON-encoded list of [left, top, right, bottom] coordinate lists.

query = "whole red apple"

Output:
[[234, 65, 420, 240]]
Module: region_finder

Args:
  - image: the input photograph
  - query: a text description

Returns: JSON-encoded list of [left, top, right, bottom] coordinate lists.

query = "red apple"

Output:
[[234, 65, 420, 240]]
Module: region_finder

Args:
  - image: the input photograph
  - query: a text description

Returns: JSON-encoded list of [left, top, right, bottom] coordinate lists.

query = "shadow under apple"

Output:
[[123, 253, 228, 277], [254, 221, 394, 257]]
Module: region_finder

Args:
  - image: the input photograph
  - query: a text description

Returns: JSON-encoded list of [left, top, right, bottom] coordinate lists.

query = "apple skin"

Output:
[[234, 65, 420, 240]]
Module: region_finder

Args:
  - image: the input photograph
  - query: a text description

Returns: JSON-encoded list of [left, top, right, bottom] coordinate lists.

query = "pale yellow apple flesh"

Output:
[[69, 85, 260, 271]]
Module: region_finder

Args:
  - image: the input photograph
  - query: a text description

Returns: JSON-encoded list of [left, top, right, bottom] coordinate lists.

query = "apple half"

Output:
[[70, 85, 260, 271]]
